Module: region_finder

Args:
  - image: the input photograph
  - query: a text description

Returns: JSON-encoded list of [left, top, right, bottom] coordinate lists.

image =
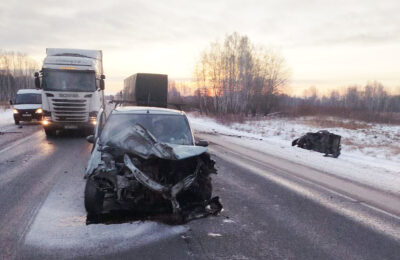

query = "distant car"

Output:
[[83, 106, 220, 221], [10, 89, 43, 125]]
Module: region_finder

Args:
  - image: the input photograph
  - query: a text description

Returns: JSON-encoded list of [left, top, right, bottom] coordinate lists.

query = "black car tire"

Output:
[[84, 178, 105, 215], [44, 128, 56, 136]]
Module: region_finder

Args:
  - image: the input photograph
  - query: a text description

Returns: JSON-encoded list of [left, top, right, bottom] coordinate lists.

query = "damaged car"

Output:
[[292, 130, 341, 158], [84, 106, 221, 222]]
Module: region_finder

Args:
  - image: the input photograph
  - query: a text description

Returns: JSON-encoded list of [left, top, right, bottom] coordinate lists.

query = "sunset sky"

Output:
[[1, 0, 399, 95]]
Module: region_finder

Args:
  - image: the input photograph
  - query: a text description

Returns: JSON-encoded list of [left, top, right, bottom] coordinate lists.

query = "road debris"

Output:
[[292, 130, 341, 158], [0, 131, 22, 135], [207, 233, 222, 237]]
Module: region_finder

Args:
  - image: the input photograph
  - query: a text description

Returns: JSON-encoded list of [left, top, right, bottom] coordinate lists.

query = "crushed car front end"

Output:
[[84, 108, 222, 223]]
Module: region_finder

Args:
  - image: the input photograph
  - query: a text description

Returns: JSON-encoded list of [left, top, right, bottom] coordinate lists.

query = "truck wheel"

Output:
[[14, 120, 19, 125], [84, 178, 105, 215], [44, 128, 56, 136], [85, 128, 94, 137]]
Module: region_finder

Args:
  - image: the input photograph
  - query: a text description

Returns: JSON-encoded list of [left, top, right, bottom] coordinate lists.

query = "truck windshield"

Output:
[[100, 114, 193, 145], [15, 93, 42, 104], [42, 70, 96, 92]]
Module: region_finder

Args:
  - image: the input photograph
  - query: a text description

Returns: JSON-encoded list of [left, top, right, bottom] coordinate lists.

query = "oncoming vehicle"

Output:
[[10, 89, 43, 125], [84, 106, 221, 222], [35, 48, 105, 136]]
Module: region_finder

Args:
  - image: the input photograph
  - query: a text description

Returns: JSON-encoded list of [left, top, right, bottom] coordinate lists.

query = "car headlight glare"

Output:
[[13, 109, 18, 114], [35, 108, 43, 113]]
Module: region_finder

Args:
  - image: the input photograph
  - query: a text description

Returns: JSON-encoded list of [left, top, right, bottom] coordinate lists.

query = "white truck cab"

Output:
[[35, 48, 105, 136], [11, 89, 43, 125]]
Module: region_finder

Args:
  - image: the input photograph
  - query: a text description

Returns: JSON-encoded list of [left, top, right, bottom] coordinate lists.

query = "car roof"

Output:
[[112, 106, 186, 116], [17, 89, 42, 94]]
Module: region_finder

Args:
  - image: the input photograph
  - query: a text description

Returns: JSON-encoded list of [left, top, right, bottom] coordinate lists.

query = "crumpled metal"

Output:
[[104, 124, 207, 160]]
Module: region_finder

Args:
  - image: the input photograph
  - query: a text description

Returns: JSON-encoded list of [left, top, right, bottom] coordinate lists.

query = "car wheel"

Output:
[[84, 178, 105, 215], [44, 128, 56, 136]]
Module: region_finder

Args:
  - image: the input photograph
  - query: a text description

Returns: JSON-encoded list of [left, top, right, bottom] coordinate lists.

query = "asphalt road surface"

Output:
[[0, 122, 399, 260]]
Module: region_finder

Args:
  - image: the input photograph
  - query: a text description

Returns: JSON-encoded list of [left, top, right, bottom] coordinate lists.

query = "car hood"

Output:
[[13, 104, 41, 110], [86, 124, 208, 176], [105, 124, 207, 160]]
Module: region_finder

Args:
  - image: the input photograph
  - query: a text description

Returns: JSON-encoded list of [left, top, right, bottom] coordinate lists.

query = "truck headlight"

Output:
[[13, 108, 18, 114], [35, 108, 43, 114], [42, 116, 51, 126], [90, 116, 97, 125]]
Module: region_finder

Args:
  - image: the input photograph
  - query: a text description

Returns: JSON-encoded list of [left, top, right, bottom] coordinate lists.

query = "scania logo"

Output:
[[59, 93, 79, 98]]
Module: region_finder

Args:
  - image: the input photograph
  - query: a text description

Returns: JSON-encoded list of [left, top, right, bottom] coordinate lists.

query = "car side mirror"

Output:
[[34, 72, 41, 89], [195, 140, 208, 147], [100, 78, 105, 90], [86, 135, 95, 144], [9, 100, 13, 105]]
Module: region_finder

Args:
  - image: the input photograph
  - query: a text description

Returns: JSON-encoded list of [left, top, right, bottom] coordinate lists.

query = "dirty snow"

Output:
[[187, 113, 400, 195]]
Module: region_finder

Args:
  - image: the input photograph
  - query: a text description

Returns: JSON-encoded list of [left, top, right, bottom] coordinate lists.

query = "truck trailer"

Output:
[[35, 48, 105, 136], [123, 73, 168, 108]]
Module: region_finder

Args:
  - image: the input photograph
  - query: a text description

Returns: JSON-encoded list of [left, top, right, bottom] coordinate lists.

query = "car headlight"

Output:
[[35, 108, 43, 113], [13, 108, 18, 114]]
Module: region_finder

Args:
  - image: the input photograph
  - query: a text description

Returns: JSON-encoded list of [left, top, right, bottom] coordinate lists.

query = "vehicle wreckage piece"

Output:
[[85, 124, 222, 223], [292, 130, 341, 158], [124, 154, 202, 213]]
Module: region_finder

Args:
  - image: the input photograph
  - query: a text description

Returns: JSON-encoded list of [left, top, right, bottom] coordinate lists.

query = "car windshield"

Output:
[[100, 114, 193, 145], [42, 69, 96, 92], [15, 93, 42, 104]]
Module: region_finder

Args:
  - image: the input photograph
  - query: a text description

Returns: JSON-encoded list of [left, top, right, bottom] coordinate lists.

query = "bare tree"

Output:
[[0, 50, 38, 102], [194, 32, 289, 115]]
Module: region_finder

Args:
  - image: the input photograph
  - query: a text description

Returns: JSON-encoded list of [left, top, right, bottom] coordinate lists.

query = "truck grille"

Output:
[[51, 98, 89, 122]]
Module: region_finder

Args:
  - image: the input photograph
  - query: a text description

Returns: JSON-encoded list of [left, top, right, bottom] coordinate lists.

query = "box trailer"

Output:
[[123, 73, 168, 108]]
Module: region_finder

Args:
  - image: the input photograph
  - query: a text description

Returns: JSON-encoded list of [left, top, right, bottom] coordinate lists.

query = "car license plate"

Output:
[[64, 125, 78, 129], [22, 114, 31, 117]]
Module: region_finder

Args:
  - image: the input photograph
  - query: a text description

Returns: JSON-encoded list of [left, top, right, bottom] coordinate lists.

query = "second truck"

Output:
[[35, 48, 105, 136]]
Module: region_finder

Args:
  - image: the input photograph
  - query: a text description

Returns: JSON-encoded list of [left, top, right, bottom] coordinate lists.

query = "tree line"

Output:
[[278, 82, 400, 123], [297, 82, 400, 113], [194, 32, 289, 116], [189, 33, 399, 123], [0, 50, 38, 102]]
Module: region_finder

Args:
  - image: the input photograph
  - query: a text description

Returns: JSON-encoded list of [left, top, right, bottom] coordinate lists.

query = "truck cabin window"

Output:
[[15, 94, 42, 104], [42, 70, 96, 92]]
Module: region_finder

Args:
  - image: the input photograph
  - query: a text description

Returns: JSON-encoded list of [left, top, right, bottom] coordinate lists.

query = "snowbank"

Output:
[[0, 108, 13, 127], [187, 113, 400, 195]]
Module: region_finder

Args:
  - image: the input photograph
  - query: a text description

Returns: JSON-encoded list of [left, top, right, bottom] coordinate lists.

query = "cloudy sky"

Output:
[[1, 0, 399, 94]]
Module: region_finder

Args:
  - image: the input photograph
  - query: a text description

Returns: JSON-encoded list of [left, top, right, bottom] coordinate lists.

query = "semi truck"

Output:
[[35, 48, 105, 136], [123, 73, 168, 108]]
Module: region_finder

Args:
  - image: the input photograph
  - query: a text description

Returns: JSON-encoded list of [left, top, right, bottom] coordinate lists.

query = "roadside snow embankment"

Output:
[[187, 113, 400, 195], [0, 108, 13, 128]]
